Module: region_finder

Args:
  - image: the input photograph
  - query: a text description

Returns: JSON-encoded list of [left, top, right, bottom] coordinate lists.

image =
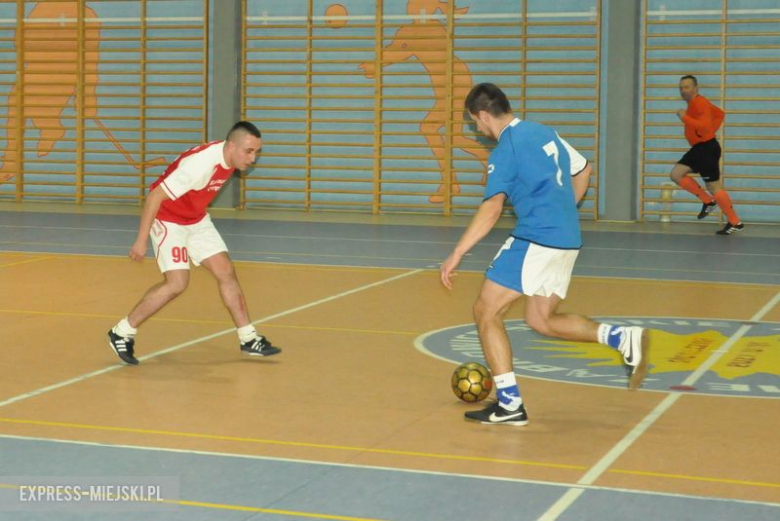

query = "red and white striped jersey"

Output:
[[150, 141, 235, 225]]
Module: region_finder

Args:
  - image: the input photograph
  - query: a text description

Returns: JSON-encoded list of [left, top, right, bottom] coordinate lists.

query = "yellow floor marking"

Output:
[[0, 256, 51, 268], [0, 308, 231, 324], [607, 468, 780, 489], [0, 241, 125, 250], [265, 323, 419, 335], [2, 419, 776, 491], [164, 498, 386, 520], [0, 245, 429, 266], [0, 308, 418, 335], [0, 249, 775, 290], [0, 417, 585, 471], [0, 249, 408, 273], [0, 483, 384, 520]]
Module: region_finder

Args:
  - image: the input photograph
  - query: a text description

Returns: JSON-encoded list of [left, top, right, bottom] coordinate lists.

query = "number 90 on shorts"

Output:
[[150, 215, 229, 272]]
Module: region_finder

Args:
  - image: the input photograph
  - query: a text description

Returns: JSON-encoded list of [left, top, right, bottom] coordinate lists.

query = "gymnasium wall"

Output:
[[640, 0, 780, 223], [0, 0, 777, 223], [0, 0, 207, 204], [242, 0, 600, 216]]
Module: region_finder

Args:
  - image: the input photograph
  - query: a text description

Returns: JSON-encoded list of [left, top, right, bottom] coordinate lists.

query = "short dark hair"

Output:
[[680, 75, 698, 86], [464, 83, 512, 117], [226, 121, 261, 142]]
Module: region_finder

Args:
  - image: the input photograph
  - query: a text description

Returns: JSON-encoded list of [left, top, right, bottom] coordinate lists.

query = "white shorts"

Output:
[[486, 237, 579, 299], [150, 214, 228, 272]]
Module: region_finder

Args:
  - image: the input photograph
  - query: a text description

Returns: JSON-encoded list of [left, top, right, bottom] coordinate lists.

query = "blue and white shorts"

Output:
[[485, 237, 579, 298]]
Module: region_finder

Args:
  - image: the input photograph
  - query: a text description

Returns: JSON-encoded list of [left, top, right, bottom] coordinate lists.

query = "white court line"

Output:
[[0, 268, 422, 409], [537, 290, 780, 521], [1, 434, 778, 509]]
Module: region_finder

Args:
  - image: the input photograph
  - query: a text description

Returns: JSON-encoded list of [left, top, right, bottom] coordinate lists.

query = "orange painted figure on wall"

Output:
[[0, 2, 100, 181], [359, 0, 488, 203]]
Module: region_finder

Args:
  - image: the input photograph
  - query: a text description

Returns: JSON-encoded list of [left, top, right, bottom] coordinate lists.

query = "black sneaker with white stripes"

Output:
[[697, 201, 717, 219], [716, 222, 744, 235], [107, 329, 139, 366], [240, 336, 281, 357], [464, 401, 529, 426]]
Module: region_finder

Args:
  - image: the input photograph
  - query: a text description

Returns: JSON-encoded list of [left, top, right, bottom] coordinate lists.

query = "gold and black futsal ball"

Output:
[[451, 362, 493, 402]]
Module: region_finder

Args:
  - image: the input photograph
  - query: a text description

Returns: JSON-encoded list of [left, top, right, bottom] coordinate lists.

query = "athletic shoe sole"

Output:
[[716, 225, 744, 235], [464, 402, 529, 426], [628, 329, 649, 391], [465, 417, 529, 426], [241, 347, 281, 357]]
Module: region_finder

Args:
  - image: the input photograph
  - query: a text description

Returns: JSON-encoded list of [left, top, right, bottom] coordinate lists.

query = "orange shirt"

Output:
[[682, 95, 724, 146]]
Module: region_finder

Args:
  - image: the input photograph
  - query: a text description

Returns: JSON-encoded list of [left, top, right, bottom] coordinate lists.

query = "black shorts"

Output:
[[678, 138, 721, 182]]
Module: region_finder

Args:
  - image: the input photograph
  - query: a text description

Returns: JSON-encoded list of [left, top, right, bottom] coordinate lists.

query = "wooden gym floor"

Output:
[[0, 203, 779, 520]]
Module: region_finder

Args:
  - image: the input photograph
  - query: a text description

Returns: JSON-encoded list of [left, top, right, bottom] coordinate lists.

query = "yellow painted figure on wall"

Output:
[[359, 0, 489, 203], [0, 2, 101, 181]]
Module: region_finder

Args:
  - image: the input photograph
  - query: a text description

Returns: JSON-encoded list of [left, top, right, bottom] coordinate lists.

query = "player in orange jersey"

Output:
[[670, 75, 744, 235]]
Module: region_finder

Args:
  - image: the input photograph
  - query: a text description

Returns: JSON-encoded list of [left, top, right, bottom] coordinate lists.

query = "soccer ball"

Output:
[[451, 362, 493, 402]]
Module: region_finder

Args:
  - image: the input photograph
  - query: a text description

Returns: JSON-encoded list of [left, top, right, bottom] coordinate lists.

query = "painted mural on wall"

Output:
[[0, 2, 172, 185], [0, 2, 100, 181], [357, 0, 488, 203]]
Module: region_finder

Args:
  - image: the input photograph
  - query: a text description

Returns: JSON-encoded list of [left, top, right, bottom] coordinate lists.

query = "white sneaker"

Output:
[[617, 326, 650, 390]]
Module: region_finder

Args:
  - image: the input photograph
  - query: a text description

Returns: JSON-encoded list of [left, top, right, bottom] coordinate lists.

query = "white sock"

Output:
[[493, 372, 523, 410], [237, 325, 257, 343], [113, 317, 137, 338], [597, 323, 624, 349], [597, 323, 611, 345], [493, 372, 516, 389]]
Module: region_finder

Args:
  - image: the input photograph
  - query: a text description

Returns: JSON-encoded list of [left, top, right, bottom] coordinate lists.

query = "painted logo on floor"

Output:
[[415, 318, 780, 398]]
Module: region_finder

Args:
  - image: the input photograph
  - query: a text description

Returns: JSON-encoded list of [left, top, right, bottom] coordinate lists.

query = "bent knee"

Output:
[[524, 314, 553, 337], [169, 281, 188, 296], [211, 265, 238, 284], [705, 182, 722, 194], [472, 299, 506, 326], [670, 165, 690, 183], [472, 299, 493, 324], [164, 273, 189, 295]]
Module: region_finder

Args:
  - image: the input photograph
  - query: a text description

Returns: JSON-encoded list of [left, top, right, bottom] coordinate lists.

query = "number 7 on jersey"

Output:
[[542, 141, 563, 186]]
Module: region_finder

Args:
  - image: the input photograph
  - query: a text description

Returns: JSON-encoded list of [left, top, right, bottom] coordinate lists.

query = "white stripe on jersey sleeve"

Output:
[[556, 133, 588, 175], [160, 179, 178, 200], [161, 147, 220, 199]]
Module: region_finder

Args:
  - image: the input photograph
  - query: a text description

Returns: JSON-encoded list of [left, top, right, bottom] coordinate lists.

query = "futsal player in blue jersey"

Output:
[[440, 83, 650, 425]]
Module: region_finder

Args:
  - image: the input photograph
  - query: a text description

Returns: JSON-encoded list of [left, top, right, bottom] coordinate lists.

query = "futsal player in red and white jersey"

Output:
[[107, 121, 281, 365]]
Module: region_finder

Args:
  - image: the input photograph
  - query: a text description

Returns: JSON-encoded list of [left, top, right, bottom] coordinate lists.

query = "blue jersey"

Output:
[[484, 118, 587, 249]]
